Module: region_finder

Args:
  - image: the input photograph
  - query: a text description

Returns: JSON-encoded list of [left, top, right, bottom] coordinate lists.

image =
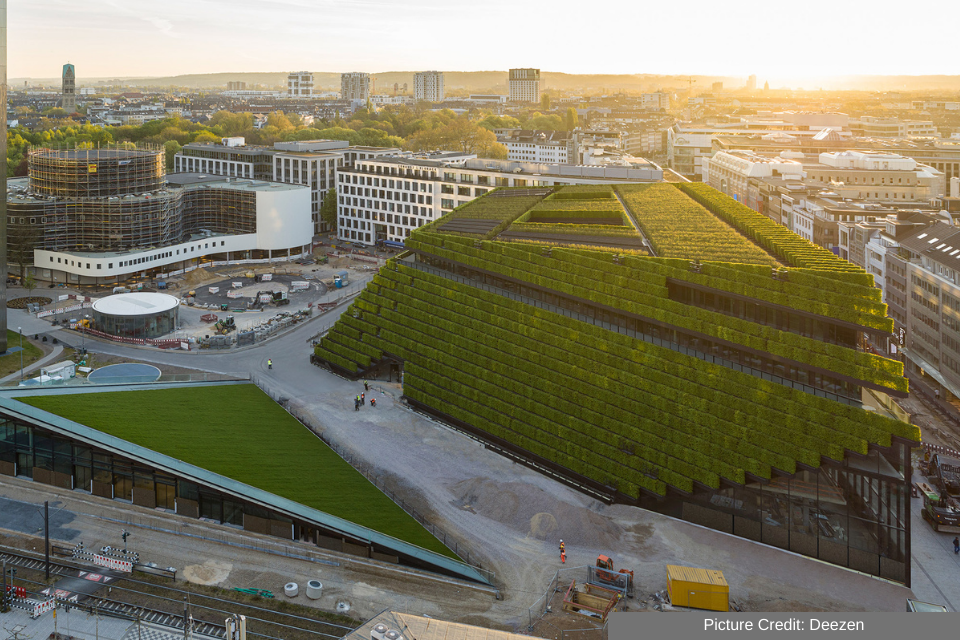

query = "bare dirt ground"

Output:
[[280, 380, 914, 623]]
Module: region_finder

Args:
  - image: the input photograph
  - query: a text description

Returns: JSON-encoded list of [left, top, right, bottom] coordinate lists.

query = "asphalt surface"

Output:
[[0, 496, 82, 540]]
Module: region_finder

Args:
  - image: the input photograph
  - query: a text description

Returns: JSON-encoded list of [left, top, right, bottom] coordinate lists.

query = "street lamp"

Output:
[[80, 314, 88, 356], [18, 327, 23, 383]]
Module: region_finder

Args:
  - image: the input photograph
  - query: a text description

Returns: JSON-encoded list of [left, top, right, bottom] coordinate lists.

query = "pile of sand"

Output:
[[450, 477, 624, 548], [182, 267, 214, 287]]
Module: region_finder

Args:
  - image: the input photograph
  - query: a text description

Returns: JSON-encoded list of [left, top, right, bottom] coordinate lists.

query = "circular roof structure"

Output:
[[87, 363, 162, 383], [92, 292, 179, 317]]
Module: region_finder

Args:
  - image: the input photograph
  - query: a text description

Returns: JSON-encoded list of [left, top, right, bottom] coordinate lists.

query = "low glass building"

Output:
[[91, 292, 180, 339]]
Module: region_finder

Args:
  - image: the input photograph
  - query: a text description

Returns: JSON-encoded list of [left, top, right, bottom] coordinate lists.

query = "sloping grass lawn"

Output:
[[20, 384, 456, 558], [0, 330, 45, 379]]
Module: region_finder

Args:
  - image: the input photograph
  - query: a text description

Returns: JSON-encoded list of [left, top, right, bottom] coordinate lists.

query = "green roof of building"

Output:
[[8, 383, 485, 582]]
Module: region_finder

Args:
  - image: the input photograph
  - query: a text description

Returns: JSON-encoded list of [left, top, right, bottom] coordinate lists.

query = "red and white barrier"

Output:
[[92, 554, 133, 573], [33, 598, 56, 617]]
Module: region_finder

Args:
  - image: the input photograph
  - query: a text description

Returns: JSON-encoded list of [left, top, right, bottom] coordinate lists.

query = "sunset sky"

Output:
[[10, 0, 960, 83]]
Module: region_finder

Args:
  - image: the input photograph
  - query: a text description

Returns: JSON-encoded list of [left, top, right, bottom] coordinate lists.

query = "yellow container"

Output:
[[666, 564, 729, 611]]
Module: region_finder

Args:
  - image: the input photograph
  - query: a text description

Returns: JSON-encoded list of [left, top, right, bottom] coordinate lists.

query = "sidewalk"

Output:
[[0, 344, 64, 384]]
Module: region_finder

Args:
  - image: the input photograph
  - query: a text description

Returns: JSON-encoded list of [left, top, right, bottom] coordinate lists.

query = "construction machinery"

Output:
[[933, 453, 960, 497], [272, 291, 290, 306], [918, 481, 960, 533], [592, 554, 635, 598], [213, 315, 236, 335]]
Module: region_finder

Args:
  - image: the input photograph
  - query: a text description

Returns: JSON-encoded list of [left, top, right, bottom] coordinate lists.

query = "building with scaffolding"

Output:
[[7, 145, 312, 285]]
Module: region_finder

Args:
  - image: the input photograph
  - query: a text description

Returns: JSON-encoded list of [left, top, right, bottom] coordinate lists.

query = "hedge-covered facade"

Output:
[[313, 184, 918, 585]]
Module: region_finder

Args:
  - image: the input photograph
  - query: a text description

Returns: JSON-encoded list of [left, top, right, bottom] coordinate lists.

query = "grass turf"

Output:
[[0, 330, 45, 379], [20, 384, 456, 558]]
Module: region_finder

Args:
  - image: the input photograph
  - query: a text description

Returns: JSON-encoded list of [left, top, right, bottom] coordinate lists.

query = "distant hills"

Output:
[[11, 71, 960, 94]]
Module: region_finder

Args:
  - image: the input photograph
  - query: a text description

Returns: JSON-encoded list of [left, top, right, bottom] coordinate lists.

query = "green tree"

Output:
[[320, 188, 338, 233], [164, 140, 182, 171], [541, 94, 551, 111], [565, 107, 579, 130], [524, 113, 564, 131], [478, 115, 521, 131], [193, 131, 221, 144], [208, 111, 254, 136]]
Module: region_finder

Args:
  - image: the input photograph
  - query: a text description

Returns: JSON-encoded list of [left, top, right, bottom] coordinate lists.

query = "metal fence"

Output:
[[526, 565, 586, 631], [251, 376, 495, 586], [526, 565, 614, 636]]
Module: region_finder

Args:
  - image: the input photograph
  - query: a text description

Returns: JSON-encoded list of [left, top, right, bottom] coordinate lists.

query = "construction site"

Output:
[[8, 145, 313, 286], [12, 145, 184, 255]]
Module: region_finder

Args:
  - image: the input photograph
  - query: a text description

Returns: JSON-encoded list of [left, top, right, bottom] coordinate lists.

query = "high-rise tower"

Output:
[[62, 63, 76, 113]]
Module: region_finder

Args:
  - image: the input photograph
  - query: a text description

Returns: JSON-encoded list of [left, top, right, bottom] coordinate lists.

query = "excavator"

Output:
[[594, 555, 634, 597]]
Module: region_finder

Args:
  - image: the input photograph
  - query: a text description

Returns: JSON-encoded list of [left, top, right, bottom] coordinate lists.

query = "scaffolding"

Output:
[[9, 144, 260, 257], [28, 144, 165, 198]]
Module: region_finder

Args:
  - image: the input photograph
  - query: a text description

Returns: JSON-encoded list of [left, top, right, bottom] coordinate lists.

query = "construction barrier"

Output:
[[5, 585, 27, 599], [37, 301, 93, 318], [10, 596, 57, 618], [923, 443, 960, 459], [92, 554, 133, 573], [156, 254, 308, 279], [76, 327, 187, 350], [33, 598, 57, 617]]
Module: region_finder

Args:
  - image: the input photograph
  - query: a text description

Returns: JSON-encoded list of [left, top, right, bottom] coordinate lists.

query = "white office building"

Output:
[[508, 68, 541, 103], [26, 174, 313, 284], [705, 150, 804, 203], [341, 72, 371, 102], [174, 139, 403, 234], [335, 156, 662, 246], [496, 130, 573, 164], [414, 71, 445, 103], [641, 92, 670, 110], [287, 72, 314, 98]]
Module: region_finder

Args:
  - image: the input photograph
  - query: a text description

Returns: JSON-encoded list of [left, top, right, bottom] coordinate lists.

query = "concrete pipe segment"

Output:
[[284, 582, 299, 598], [306, 580, 323, 600]]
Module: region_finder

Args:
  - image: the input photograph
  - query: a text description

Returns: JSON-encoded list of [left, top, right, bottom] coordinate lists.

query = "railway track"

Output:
[[0, 550, 225, 638], [0, 548, 352, 640]]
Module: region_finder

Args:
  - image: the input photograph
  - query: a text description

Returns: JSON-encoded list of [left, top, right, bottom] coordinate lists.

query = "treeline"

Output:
[[6, 104, 582, 176]]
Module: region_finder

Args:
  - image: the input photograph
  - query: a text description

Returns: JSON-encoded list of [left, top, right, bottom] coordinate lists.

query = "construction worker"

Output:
[[364, 380, 369, 391], [561, 549, 566, 564], [559, 539, 565, 554], [354, 397, 360, 411], [370, 397, 376, 407], [361, 392, 365, 405]]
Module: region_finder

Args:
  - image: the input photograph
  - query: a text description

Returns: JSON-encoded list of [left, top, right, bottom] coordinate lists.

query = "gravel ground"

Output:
[[281, 380, 913, 621]]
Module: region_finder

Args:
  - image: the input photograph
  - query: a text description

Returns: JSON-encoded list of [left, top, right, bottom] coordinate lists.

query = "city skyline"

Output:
[[10, 0, 960, 84]]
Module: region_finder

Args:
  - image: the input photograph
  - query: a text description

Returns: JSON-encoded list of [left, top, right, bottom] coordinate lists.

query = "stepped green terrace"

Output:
[[312, 183, 919, 585]]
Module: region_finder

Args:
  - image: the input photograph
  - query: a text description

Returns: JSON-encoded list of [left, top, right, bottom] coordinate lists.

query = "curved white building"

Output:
[[92, 292, 181, 338]]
